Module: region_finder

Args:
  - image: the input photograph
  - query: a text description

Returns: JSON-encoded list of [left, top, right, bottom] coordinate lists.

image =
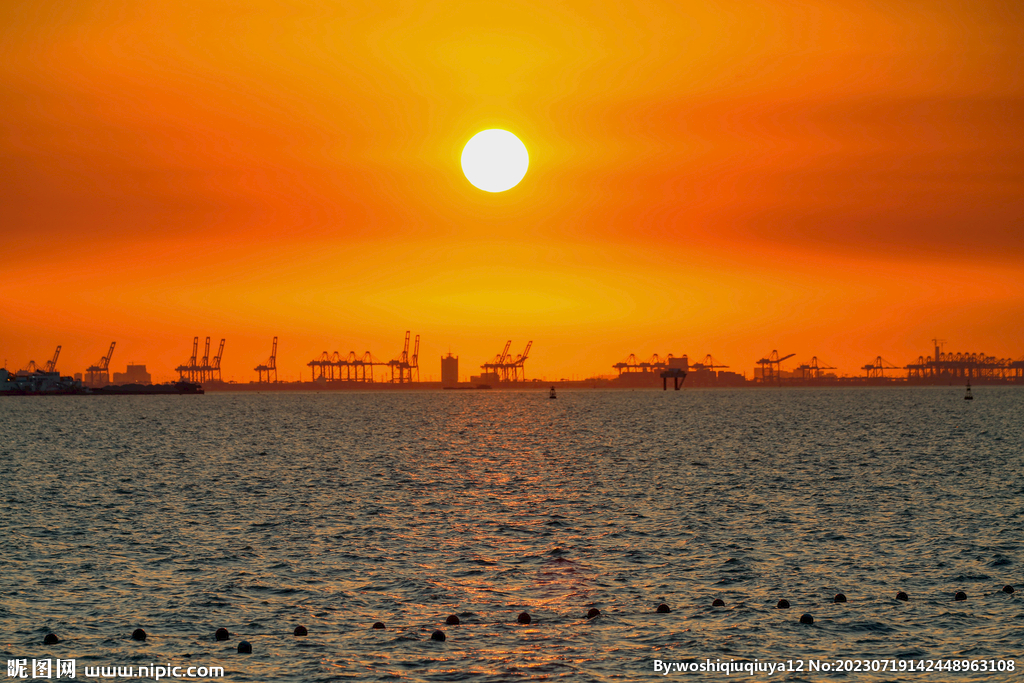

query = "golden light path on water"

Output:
[[1, 388, 1022, 681]]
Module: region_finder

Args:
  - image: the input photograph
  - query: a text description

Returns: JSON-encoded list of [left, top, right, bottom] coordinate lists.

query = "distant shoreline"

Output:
[[197, 379, 1024, 392]]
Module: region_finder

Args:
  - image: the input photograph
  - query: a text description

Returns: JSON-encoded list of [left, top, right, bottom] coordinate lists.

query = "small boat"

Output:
[[964, 380, 973, 400], [549, 386, 556, 399]]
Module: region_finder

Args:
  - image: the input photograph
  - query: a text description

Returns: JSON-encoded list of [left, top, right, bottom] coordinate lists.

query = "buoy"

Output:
[[586, 608, 601, 619], [43, 633, 60, 645], [237, 641, 252, 654], [954, 591, 967, 601], [445, 615, 460, 625], [131, 629, 147, 641], [776, 599, 790, 609], [712, 598, 725, 607], [895, 591, 909, 601], [215, 628, 229, 641], [834, 593, 847, 603], [517, 612, 531, 624], [372, 622, 385, 630], [293, 626, 308, 636], [1002, 585, 1015, 594], [656, 603, 671, 613], [799, 614, 814, 624], [430, 630, 446, 641]]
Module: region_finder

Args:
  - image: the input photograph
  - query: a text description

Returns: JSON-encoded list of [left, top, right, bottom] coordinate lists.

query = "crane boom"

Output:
[[101, 342, 116, 371], [401, 331, 411, 363], [44, 345, 61, 373], [213, 339, 225, 369]]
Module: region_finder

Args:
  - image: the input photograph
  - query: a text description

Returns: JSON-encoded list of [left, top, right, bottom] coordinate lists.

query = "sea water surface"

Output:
[[1, 388, 1022, 681]]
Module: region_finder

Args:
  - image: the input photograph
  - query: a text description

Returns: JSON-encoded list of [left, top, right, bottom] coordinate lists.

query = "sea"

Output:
[[1, 387, 1021, 682]]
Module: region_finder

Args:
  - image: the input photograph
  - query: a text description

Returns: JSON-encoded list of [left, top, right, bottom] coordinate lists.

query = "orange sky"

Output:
[[2, 0, 1022, 382]]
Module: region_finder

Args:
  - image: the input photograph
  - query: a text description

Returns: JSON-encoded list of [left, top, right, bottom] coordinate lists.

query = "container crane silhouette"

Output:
[[176, 337, 200, 382], [862, 356, 899, 379], [255, 337, 278, 383], [198, 337, 212, 383], [389, 331, 418, 383], [211, 339, 225, 382], [482, 340, 512, 380], [756, 350, 795, 384], [796, 356, 836, 380], [510, 341, 532, 381], [43, 345, 61, 373], [86, 342, 116, 386]]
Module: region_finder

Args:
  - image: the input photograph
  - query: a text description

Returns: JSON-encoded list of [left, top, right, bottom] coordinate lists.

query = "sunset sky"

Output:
[[2, 0, 1022, 382]]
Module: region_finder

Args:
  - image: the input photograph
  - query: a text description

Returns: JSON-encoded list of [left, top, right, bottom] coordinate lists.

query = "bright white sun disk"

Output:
[[461, 129, 529, 192]]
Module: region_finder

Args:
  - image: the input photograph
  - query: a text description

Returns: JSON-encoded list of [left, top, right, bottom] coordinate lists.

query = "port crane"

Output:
[[388, 331, 419, 383], [198, 337, 212, 383], [176, 337, 200, 382], [613, 353, 672, 375], [691, 354, 728, 373], [796, 356, 836, 380], [211, 339, 225, 382], [756, 350, 795, 384], [509, 340, 532, 381], [308, 349, 386, 382], [862, 355, 900, 379], [255, 337, 278, 383], [43, 346, 61, 373], [410, 334, 420, 382], [86, 342, 116, 386], [482, 340, 512, 380]]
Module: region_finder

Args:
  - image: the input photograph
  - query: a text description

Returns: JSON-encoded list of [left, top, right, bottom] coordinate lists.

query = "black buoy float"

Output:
[[712, 598, 725, 607], [895, 591, 909, 601], [430, 630, 446, 642], [131, 629, 147, 641], [799, 614, 814, 624], [372, 622, 386, 630], [237, 641, 252, 654], [445, 615, 460, 625], [834, 593, 847, 603], [656, 603, 671, 613], [776, 599, 790, 609], [43, 633, 60, 645], [954, 591, 967, 601], [586, 608, 601, 619], [1002, 585, 1015, 594], [517, 612, 531, 624], [215, 628, 229, 641], [293, 626, 308, 636]]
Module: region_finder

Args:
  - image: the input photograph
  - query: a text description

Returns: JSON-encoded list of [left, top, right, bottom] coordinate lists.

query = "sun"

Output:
[[461, 129, 529, 192]]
